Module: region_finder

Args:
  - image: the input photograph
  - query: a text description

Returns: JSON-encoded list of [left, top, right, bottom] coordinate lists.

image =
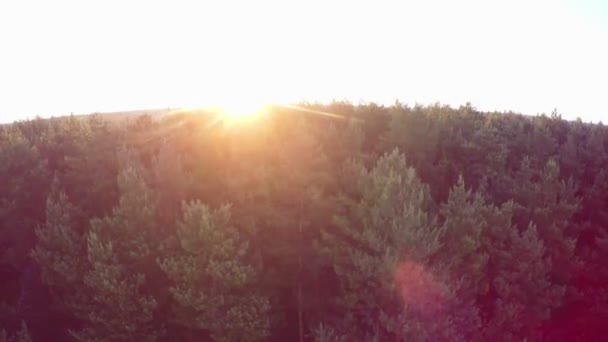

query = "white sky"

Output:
[[0, 0, 607, 123]]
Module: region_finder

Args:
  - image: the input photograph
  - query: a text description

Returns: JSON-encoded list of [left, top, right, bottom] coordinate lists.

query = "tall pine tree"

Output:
[[159, 202, 271, 341]]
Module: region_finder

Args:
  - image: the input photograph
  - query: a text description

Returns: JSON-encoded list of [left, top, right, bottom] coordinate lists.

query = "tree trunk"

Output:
[[298, 217, 304, 342]]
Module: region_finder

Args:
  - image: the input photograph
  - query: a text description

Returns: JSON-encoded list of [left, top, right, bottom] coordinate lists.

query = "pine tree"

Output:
[[72, 166, 163, 341], [159, 201, 271, 341], [271, 118, 334, 342], [151, 141, 192, 229], [0, 322, 32, 342], [508, 158, 580, 283], [221, 115, 336, 341], [485, 222, 563, 340], [437, 177, 487, 338], [31, 179, 88, 335], [35, 164, 165, 341], [61, 114, 121, 220], [317, 149, 469, 341], [0, 125, 50, 288]]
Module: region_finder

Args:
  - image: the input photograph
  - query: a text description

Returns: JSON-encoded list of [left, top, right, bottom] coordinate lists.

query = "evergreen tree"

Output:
[[508, 158, 580, 283], [436, 176, 559, 340], [437, 177, 487, 335], [219, 115, 336, 340], [0, 322, 32, 342], [5, 103, 608, 340], [317, 150, 472, 341], [31, 179, 87, 337], [35, 165, 164, 341], [485, 222, 562, 340], [159, 201, 271, 341], [151, 141, 192, 229], [75, 166, 163, 341]]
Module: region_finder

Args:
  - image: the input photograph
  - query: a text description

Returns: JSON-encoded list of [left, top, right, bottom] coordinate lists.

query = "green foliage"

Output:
[[32, 159, 161, 340], [34, 145, 272, 341], [0, 125, 50, 270], [32, 179, 88, 319], [0, 322, 32, 342], [159, 201, 270, 341], [487, 223, 562, 340], [317, 150, 472, 341], [311, 323, 345, 342], [4, 103, 608, 340], [439, 177, 489, 300]]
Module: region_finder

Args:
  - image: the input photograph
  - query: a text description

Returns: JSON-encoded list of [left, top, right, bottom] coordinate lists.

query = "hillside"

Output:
[[1, 102, 607, 341]]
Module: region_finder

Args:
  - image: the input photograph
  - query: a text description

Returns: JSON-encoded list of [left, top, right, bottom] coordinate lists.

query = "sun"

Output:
[[221, 103, 261, 119], [215, 99, 270, 123]]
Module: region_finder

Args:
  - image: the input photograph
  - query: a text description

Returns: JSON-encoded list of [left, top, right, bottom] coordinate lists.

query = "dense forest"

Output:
[[1, 102, 608, 341]]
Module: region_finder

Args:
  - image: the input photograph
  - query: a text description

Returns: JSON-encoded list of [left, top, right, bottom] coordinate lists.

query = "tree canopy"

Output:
[[1, 104, 607, 341]]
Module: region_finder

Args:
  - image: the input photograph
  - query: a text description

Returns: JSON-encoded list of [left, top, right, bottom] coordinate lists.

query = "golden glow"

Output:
[[217, 100, 266, 121], [1, 1, 606, 122]]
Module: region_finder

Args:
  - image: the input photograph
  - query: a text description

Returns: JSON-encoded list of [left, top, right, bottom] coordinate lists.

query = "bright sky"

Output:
[[1, 0, 607, 123]]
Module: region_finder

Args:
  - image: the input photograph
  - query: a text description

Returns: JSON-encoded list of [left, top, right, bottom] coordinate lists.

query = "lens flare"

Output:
[[393, 261, 444, 316]]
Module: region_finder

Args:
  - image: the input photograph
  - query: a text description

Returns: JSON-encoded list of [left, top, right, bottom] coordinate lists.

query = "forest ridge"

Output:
[[1, 103, 607, 341]]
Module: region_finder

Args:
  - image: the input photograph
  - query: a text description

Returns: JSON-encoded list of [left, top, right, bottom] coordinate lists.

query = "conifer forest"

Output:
[[2, 103, 608, 341]]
